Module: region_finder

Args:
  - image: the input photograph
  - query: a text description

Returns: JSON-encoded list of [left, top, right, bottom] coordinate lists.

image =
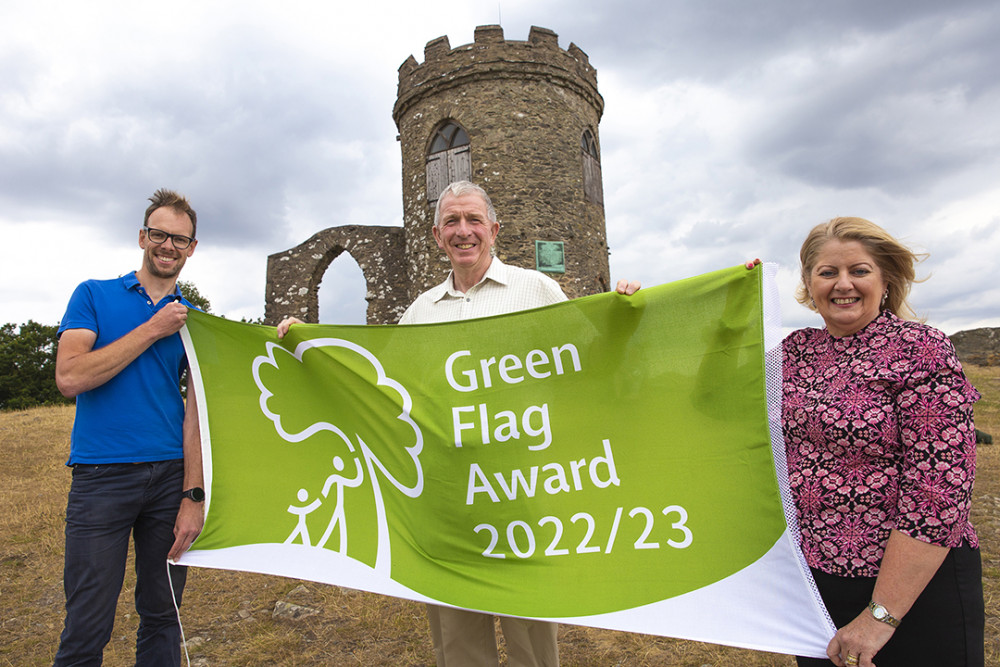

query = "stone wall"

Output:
[[264, 225, 407, 325]]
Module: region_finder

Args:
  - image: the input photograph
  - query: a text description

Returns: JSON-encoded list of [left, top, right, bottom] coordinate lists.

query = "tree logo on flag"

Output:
[[252, 338, 424, 576]]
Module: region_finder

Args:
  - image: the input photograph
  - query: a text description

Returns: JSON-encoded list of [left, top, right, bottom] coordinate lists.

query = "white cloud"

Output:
[[0, 0, 998, 336]]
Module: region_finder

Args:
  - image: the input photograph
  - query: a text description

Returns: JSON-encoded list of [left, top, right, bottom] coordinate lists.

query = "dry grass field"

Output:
[[2, 365, 998, 666]]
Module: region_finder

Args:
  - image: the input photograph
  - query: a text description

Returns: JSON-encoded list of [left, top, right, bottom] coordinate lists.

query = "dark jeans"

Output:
[[796, 543, 984, 667], [54, 460, 188, 667]]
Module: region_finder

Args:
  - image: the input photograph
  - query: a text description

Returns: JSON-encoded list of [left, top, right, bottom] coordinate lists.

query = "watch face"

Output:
[[872, 606, 887, 619], [184, 487, 205, 502]]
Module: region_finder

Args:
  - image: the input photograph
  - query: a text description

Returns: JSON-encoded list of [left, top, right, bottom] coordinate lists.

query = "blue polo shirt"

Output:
[[58, 273, 194, 465]]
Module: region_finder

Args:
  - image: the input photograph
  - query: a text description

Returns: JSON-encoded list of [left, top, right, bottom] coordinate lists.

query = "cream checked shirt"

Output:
[[398, 257, 567, 324]]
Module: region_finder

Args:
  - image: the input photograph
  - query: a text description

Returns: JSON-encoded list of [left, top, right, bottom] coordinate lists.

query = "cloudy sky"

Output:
[[2, 0, 998, 335]]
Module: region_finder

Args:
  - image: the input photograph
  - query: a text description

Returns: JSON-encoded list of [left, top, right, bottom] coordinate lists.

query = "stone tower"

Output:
[[394, 24, 610, 299], [264, 25, 609, 325]]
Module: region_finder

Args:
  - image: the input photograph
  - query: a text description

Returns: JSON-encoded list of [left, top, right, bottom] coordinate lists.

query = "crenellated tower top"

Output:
[[393, 25, 603, 127]]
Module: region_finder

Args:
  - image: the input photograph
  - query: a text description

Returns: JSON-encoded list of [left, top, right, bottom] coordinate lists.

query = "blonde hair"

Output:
[[795, 217, 925, 321]]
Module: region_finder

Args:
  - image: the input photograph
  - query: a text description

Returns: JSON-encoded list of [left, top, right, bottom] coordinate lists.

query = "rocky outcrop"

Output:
[[951, 327, 1000, 367]]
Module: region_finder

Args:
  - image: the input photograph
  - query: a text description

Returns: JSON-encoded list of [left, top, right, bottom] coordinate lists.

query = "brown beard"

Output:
[[144, 247, 184, 279]]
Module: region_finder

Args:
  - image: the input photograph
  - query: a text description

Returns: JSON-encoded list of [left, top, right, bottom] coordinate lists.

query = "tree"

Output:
[[1, 282, 215, 410], [178, 280, 212, 313], [175, 280, 213, 400], [0, 321, 71, 410]]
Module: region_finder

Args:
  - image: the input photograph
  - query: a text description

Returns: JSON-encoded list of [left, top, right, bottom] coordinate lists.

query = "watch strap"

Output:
[[868, 600, 900, 628]]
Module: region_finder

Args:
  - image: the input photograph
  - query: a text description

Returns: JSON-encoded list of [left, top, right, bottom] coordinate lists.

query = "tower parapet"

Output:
[[394, 26, 602, 125]]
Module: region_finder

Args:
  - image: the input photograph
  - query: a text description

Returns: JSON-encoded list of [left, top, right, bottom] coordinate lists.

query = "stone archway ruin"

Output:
[[264, 225, 408, 325]]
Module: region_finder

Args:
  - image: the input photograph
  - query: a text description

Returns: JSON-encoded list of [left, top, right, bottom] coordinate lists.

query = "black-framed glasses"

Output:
[[143, 226, 195, 249]]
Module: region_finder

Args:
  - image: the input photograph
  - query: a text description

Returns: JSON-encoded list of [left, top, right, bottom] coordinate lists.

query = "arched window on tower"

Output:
[[426, 121, 471, 203], [582, 129, 603, 205]]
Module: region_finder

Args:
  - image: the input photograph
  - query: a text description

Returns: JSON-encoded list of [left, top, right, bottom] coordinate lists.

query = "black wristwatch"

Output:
[[181, 487, 205, 502]]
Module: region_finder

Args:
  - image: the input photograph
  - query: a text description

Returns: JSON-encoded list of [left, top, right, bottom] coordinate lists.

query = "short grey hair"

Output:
[[433, 181, 497, 226]]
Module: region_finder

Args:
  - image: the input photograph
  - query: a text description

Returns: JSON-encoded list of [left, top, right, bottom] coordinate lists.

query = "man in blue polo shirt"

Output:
[[53, 188, 205, 666]]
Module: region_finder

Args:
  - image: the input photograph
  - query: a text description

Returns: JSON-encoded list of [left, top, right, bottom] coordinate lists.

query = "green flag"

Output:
[[180, 264, 834, 657]]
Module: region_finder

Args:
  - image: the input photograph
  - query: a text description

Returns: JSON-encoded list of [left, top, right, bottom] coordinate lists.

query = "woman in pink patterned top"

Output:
[[783, 218, 983, 667]]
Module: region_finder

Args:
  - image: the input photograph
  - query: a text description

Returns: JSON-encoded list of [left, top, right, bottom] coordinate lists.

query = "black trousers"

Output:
[[796, 543, 984, 667]]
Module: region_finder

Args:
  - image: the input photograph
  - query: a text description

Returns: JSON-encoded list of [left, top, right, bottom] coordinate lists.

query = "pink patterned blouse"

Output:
[[782, 310, 980, 577]]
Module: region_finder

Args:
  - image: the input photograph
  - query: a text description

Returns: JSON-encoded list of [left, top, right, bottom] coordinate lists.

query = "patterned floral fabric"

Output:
[[782, 310, 980, 577]]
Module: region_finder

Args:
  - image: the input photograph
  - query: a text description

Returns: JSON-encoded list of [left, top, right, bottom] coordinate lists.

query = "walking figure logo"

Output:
[[252, 337, 424, 576]]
